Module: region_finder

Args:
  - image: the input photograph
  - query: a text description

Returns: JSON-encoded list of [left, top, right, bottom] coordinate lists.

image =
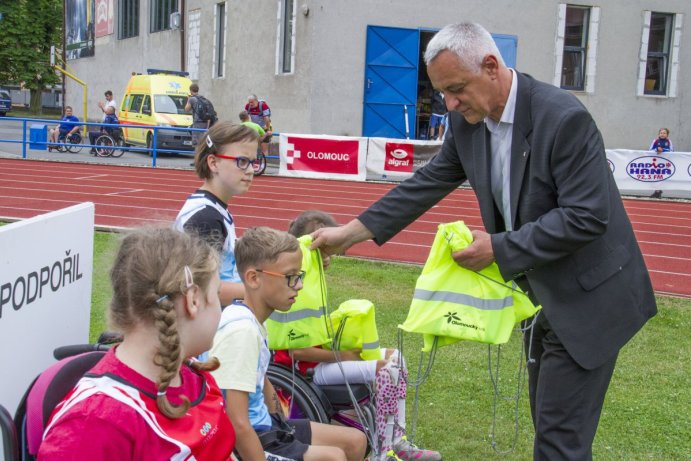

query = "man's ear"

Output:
[[184, 285, 201, 318], [482, 54, 500, 78]]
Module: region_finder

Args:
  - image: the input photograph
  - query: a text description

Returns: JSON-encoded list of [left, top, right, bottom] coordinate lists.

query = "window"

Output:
[[150, 0, 177, 33], [214, 3, 226, 78], [644, 13, 673, 95], [118, 0, 139, 39], [128, 94, 144, 113], [561, 6, 589, 90], [278, 0, 295, 74], [553, 4, 599, 93]]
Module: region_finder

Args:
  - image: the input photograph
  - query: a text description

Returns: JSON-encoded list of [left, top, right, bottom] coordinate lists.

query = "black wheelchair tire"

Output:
[[266, 364, 331, 424], [65, 133, 83, 153]]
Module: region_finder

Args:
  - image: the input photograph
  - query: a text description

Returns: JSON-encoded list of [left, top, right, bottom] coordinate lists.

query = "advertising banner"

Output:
[[0, 203, 94, 414], [367, 137, 443, 181], [279, 134, 368, 181], [95, 0, 114, 37], [606, 149, 691, 192], [66, 0, 95, 59]]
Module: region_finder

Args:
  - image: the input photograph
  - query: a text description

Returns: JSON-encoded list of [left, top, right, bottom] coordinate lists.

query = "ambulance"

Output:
[[119, 69, 195, 154]]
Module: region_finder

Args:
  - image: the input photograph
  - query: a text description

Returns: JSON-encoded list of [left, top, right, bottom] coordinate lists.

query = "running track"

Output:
[[1, 158, 689, 298]]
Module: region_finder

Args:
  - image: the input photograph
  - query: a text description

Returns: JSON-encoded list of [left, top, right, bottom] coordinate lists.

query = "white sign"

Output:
[[367, 137, 443, 181], [606, 149, 691, 192], [0, 203, 94, 415]]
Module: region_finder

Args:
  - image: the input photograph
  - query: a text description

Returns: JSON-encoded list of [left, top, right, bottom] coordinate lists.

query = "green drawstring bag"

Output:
[[326, 299, 382, 360], [399, 221, 540, 351], [266, 235, 332, 350]]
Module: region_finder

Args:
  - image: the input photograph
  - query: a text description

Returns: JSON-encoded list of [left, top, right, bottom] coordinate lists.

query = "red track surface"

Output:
[[1, 158, 689, 298]]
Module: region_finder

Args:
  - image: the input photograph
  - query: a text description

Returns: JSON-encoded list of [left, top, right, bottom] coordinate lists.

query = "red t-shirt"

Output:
[[38, 348, 235, 460]]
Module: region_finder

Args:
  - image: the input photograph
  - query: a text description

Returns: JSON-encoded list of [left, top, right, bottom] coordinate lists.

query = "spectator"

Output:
[[48, 106, 80, 151], [245, 94, 272, 155], [38, 228, 235, 459], [185, 83, 215, 146], [649, 128, 673, 198], [427, 90, 447, 140], [210, 226, 367, 461], [239, 110, 266, 138], [311, 22, 657, 461], [97, 90, 117, 120]]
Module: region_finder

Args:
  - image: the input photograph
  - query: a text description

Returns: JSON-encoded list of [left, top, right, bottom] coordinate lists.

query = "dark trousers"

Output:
[[525, 312, 617, 461]]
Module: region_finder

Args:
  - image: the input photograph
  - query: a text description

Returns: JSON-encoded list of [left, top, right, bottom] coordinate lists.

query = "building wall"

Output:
[[63, 0, 689, 150]]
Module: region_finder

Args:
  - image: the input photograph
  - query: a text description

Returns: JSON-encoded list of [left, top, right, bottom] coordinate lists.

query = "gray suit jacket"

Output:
[[359, 72, 657, 370]]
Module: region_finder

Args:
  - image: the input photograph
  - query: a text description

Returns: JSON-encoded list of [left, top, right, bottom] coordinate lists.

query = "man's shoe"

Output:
[[394, 437, 442, 461]]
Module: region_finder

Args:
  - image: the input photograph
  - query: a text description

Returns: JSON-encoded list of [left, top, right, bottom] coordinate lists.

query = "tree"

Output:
[[0, 0, 62, 114]]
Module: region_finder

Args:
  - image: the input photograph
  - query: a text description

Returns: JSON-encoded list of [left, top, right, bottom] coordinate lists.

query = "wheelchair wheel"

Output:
[[253, 151, 267, 176], [267, 364, 331, 424], [65, 133, 83, 153], [95, 135, 116, 157], [111, 138, 126, 158]]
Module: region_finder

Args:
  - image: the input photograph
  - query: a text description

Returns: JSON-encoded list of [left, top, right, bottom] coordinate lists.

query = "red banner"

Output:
[[95, 0, 114, 37], [285, 136, 360, 174]]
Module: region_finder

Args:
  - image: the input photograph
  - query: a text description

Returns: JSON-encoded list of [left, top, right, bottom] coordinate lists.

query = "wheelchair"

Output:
[[55, 131, 83, 153], [268, 362, 378, 452], [94, 128, 126, 158]]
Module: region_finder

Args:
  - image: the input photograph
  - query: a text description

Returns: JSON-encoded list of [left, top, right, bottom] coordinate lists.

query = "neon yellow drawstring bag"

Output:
[[266, 235, 332, 350], [399, 221, 540, 351], [326, 299, 382, 360]]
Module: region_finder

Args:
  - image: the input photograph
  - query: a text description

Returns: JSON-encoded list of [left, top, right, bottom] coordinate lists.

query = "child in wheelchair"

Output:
[[208, 226, 367, 461], [89, 106, 121, 155], [273, 210, 442, 461], [38, 228, 236, 459], [47, 106, 81, 151]]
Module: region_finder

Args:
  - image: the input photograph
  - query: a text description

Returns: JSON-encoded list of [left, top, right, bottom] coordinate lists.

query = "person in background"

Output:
[[48, 106, 80, 151], [427, 90, 447, 140], [38, 228, 235, 459], [239, 110, 266, 139], [311, 22, 657, 461], [88, 105, 119, 155], [245, 95, 272, 155], [649, 128, 673, 199], [97, 90, 117, 119], [174, 122, 260, 306], [186, 83, 215, 146]]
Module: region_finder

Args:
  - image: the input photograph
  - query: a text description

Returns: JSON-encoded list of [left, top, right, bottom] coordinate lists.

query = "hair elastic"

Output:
[[155, 294, 169, 304], [157, 390, 167, 397], [184, 265, 194, 288]]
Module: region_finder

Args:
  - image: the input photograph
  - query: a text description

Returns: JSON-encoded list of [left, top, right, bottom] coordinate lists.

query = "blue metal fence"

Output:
[[0, 116, 205, 168]]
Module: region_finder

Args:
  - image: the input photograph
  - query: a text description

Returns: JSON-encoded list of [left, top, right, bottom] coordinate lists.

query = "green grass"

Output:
[[89, 232, 690, 460]]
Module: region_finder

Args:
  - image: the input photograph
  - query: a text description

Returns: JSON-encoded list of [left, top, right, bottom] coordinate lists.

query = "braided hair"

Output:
[[109, 227, 220, 418]]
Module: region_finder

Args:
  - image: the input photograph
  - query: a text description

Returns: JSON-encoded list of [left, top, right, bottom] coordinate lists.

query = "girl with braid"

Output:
[[38, 228, 236, 460]]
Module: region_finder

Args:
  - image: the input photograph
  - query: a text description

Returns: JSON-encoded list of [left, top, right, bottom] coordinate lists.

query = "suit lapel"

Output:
[[472, 124, 498, 232], [509, 72, 533, 227]]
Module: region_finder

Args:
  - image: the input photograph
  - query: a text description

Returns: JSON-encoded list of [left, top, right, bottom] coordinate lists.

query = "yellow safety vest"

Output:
[[326, 299, 382, 360], [399, 221, 540, 351], [265, 235, 333, 350]]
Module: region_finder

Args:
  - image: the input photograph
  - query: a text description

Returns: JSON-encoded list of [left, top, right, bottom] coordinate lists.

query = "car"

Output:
[[0, 90, 11, 117]]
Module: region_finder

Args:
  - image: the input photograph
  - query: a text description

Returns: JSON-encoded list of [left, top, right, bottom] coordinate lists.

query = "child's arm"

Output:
[[225, 389, 267, 461], [291, 346, 362, 363], [263, 377, 281, 414]]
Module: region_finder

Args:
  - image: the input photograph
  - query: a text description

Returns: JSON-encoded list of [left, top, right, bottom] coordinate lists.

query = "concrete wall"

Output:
[[63, 0, 689, 150]]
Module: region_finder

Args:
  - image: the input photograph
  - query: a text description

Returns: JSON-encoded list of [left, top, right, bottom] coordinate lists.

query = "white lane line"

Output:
[[105, 188, 144, 196]]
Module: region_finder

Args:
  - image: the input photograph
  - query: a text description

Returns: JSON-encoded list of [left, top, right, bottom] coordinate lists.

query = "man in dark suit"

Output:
[[312, 23, 657, 461]]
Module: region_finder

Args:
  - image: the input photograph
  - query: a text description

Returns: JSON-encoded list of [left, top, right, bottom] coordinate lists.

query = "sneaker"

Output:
[[365, 451, 403, 461], [394, 436, 442, 461]]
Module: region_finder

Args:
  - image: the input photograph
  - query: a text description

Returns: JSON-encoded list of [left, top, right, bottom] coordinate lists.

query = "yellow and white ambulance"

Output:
[[119, 69, 194, 153]]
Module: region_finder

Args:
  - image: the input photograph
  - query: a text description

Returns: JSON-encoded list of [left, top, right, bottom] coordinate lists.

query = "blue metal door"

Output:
[[362, 26, 419, 139], [492, 34, 518, 68]]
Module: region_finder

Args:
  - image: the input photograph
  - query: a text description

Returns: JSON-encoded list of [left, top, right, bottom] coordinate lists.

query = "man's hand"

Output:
[[310, 219, 373, 256], [451, 229, 495, 271]]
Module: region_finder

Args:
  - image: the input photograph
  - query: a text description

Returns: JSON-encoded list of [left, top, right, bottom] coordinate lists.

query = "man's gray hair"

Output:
[[424, 23, 505, 72], [248, 94, 258, 101]]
